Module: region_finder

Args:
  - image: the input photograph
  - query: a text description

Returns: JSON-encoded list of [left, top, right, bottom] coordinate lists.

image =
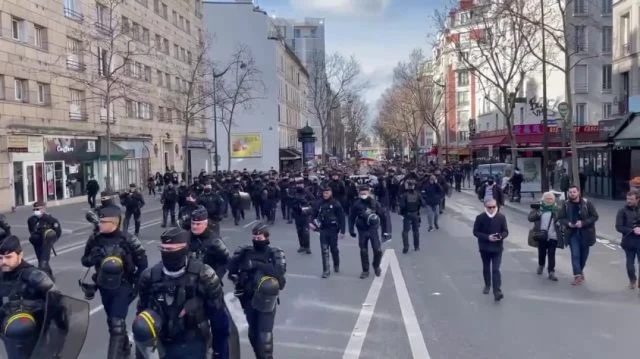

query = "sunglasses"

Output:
[[486, 206, 496, 209]]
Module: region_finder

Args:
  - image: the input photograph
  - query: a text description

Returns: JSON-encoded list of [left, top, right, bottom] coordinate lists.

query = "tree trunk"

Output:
[[183, 113, 190, 184], [435, 131, 442, 164], [320, 123, 327, 165], [226, 129, 232, 171]]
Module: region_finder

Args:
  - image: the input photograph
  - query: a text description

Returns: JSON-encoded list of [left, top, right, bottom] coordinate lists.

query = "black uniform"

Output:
[[227, 223, 286, 359], [197, 187, 225, 237], [161, 183, 179, 227], [86, 191, 120, 234], [398, 183, 425, 253], [349, 191, 390, 278], [178, 196, 200, 231], [0, 236, 60, 359], [133, 228, 226, 359], [27, 203, 62, 278], [290, 186, 315, 253], [312, 192, 346, 278], [189, 208, 231, 279], [121, 184, 145, 235], [0, 214, 11, 243], [81, 206, 148, 359]]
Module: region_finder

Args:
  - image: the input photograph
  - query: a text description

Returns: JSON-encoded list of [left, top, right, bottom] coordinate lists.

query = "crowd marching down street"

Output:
[[1, 162, 639, 359]]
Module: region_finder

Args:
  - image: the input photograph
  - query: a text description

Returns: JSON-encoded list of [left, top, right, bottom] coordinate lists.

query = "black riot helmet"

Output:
[[405, 179, 416, 190], [159, 228, 190, 272]]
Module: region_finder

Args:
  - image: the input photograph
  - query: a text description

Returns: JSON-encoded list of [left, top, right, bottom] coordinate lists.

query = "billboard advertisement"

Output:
[[230, 133, 262, 158]]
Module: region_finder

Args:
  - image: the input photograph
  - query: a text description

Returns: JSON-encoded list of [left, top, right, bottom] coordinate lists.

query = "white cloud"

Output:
[[289, 0, 390, 16]]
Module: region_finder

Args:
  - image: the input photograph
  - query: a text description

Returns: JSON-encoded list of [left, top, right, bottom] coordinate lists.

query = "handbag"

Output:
[[532, 213, 554, 242]]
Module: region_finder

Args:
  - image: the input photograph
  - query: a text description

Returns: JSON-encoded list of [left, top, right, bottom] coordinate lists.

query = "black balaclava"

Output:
[[160, 228, 190, 272]]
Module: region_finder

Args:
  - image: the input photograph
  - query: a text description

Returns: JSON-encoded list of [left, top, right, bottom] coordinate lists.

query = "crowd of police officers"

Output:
[[0, 164, 458, 359]]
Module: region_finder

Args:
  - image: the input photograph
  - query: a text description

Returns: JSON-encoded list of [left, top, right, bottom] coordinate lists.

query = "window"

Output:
[[172, 10, 177, 25], [156, 70, 163, 85], [179, 15, 184, 29], [174, 44, 179, 59], [181, 48, 186, 62], [153, 0, 160, 14], [457, 70, 469, 86], [14, 79, 27, 101], [186, 20, 191, 34], [166, 108, 172, 121], [310, 28, 316, 37], [575, 26, 586, 52], [459, 11, 471, 25], [621, 14, 630, 53], [34, 25, 47, 50], [601, 0, 612, 15], [175, 76, 181, 91], [574, 64, 588, 92], [0, 75, 4, 100], [158, 106, 165, 121], [165, 73, 171, 89], [602, 64, 612, 91], [573, 0, 587, 15], [142, 28, 149, 45], [98, 47, 109, 77], [163, 38, 169, 54], [187, 51, 192, 64], [69, 89, 83, 119], [602, 102, 612, 118], [457, 51, 469, 63], [575, 103, 586, 125], [64, 0, 83, 21], [294, 28, 300, 37], [96, 3, 108, 26], [162, 3, 168, 19], [602, 26, 612, 53], [457, 110, 469, 123], [66, 37, 83, 70], [11, 17, 23, 40], [155, 34, 162, 50], [132, 22, 140, 40], [457, 91, 469, 105], [37, 83, 49, 104]]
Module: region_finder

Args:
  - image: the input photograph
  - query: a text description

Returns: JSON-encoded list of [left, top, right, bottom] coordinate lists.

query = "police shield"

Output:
[[238, 191, 251, 211], [30, 292, 90, 359], [226, 305, 241, 359]]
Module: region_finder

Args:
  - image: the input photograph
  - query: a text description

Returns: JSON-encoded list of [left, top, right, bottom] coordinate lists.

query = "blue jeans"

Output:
[[569, 233, 589, 276], [426, 205, 439, 228]]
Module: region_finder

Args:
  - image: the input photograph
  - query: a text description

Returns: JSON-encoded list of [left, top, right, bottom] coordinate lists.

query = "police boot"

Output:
[[372, 250, 383, 277], [359, 248, 370, 279], [332, 250, 340, 273], [134, 220, 141, 236], [321, 245, 331, 278], [161, 209, 168, 227], [257, 331, 274, 359], [107, 317, 128, 359]]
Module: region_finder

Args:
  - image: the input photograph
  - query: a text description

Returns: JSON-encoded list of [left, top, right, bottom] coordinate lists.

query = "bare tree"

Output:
[[505, 0, 603, 187], [214, 46, 265, 171], [436, 1, 541, 162], [393, 49, 444, 151], [163, 38, 212, 182], [307, 51, 367, 162], [373, 107, 402, 160], [378, 86, 426, 164], [52, 0, 156, 190], [342, 93, 369, 153]]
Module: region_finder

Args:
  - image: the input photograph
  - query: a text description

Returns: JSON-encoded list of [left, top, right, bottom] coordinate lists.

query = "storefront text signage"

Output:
[[57, 145, 74, 153]]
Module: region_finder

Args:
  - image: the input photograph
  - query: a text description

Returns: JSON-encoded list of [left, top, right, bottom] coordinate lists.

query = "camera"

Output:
[[530, 202, 541, 210]]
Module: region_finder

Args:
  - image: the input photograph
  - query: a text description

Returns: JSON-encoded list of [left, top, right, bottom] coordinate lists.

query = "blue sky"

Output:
[[261, 0, 445, 110]]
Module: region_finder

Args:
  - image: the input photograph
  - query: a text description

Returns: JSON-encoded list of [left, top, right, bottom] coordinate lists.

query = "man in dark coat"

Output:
[[473, 199, 509, 302]]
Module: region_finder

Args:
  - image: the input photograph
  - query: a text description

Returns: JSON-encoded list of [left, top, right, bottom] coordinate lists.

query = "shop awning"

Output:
[[99, 138, 129, 161], [470, 135, 507, 148], [279, 148, 302, 161], [614, 120, 640, 147]]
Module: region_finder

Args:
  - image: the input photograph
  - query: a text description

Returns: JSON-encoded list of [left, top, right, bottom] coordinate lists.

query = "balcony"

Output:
[[95, 22, 111, 35], [63, 7, 84, 22], [574, 83, 589, 94], [66, 58, 86, 71], [69, 112, 88, 121]]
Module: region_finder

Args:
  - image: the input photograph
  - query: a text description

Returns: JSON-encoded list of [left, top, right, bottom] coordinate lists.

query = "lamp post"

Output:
[[212, 61, 245, 173], [540, 0, 550, 192]]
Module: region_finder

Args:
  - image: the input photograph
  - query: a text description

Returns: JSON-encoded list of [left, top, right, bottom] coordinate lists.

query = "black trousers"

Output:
[[358, 229, 382, 272], [122, 210, 141, 234], [401, 213, 420, 250], [624, 247, 640, 282], [538, 239, 557, 273], [240, 297, 276, 359], [295, 220, 310, 249], [88, 194, 97, 208], [480, 250, 502, 292]]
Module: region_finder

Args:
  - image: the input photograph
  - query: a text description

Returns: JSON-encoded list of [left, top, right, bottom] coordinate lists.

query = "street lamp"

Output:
[[212, 61, 246, 173]]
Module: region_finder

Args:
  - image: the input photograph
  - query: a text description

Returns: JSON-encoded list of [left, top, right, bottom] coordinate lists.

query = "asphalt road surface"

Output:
[[2, 193, 638, 359]]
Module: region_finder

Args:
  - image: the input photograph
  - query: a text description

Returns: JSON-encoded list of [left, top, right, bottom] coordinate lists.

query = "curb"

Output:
[[456, 190, 621, 246]]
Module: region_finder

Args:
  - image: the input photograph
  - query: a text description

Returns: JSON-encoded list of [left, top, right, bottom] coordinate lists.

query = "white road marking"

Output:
[[225, 292, 249, 332], [243, 219, 259, 228], [342, 249, 431, 359], [596, 238, 617, 251]]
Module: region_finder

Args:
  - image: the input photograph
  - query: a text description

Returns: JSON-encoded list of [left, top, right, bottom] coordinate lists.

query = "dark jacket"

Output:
[[616, 205, 640, 250], [527, 208, 560, 248], [556, 198, 598, 246], [473, 212, 509, 253], [477, 184, 504, 206]]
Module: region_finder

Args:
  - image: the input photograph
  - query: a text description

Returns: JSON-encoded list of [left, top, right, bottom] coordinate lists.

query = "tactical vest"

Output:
[[0, 269, 45, 322], [148, 261, 209, 342], [318, 202, 338, 227], [404, 192, 420, 213]]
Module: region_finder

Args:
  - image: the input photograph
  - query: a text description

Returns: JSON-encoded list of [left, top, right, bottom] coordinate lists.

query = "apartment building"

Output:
[[0, 0, 208, 211], [433, 0, 614, 163], [612, 0, 640, 112], [204, 1, 309, 171]]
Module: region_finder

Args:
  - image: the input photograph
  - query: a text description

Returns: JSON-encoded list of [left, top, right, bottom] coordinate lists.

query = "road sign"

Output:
[[557, 102, 569, 119]]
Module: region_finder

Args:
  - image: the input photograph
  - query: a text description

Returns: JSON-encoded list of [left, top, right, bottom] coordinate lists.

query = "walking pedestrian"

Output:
[[616, 191, 640, 289], [527, 191, 560, 281], [473, 199, 508, 302]]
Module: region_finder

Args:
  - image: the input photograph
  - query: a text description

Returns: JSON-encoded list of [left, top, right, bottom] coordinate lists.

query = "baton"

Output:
[[52, 244, 58, 256]]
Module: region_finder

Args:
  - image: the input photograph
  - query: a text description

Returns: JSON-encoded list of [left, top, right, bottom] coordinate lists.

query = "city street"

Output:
[[2, 193, 639, 359]]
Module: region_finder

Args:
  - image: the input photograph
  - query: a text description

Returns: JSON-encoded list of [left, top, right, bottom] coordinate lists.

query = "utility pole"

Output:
[[540, 0, 550, 192]]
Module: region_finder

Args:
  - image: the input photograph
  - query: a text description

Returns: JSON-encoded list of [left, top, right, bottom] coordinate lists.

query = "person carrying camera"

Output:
[[528, 192, 560, 281], [472, 199, 509, 302], [616, 191, 640, 289]]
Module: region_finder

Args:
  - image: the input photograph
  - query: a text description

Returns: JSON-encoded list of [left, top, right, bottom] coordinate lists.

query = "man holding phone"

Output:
[[473, 199, 509, 301]]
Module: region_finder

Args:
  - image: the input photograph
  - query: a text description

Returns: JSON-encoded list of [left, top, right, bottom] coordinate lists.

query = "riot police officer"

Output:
[[133, 228, 227, 359], [189, 207, 230, 280], [86, 191, 120, 234], [198, 182, 225, 237], [81, 205, 148, 359], [398, 179, 425, 254], [0, 213, 11, 243], [178, 191, 200, 231], [348, 185, 391, 279], [290, 178, 315, 254], [0, 235, 63, 359], [161, 182, 179, 228], [27, 202, 61, 278], [227, 223, 286, 359], [121, 183, 145, 235], [229, 182, 246, 226], [311, 186, 345, 278]]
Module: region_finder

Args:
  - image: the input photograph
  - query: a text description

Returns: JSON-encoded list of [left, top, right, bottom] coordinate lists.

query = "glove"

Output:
[[382, 233, 391, 241], [349, 232, 356, 238], [89, 247, 105, 264]]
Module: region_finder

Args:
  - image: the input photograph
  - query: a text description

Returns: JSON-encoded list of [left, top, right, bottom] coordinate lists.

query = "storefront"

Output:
[[279, 147, 302, 172], [42, 136, 99, 201], [609, 113, 640, 198], [94, 137, 144, 191], [8, 135, 44, 207], [187, 139, 213, 181]]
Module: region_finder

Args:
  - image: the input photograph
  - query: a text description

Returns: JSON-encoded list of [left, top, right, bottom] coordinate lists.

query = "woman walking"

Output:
[[528, 192, 560, 281]]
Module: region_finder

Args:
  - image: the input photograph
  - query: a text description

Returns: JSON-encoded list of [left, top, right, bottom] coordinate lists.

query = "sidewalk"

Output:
[[459, 189, 622, 244], [3, 193, 163, 236]]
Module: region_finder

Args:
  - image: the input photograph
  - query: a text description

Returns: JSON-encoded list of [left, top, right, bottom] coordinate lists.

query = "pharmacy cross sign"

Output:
[[557, 102, 569, 119]]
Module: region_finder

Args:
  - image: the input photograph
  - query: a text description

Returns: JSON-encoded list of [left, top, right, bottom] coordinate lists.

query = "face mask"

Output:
[[204, 188, 212, 193], [33, 210, 43, 217], [161, 248, 188, 272], [487, 181, 494, 185], [359, 194, 368, 200], [407, 186, 415, 190], [252, 239, 270, 250]]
